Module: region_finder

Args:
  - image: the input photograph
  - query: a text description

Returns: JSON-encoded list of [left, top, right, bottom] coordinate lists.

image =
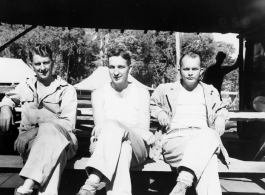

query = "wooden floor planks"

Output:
[[221, 177, 265, 194], [0, 173, 14, 186], [0, 173, 23, 188]]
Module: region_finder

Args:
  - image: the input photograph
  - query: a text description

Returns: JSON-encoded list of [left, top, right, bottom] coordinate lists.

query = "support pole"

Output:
[[238, 36, 244, 110], [243, 41, 254, 108], [237, 36, 244, 135], [0, 25, 37, 52], [175, 32, 181, 80]]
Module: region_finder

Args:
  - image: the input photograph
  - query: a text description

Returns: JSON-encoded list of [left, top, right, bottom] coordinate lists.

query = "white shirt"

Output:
[[170, 84, 208, 130]]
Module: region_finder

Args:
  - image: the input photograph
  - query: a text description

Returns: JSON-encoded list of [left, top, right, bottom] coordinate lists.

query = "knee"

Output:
[[101, 120, 126, 135], [120, 141, 132, 162], [38, 122, 58, 136], [199, 129, 219, 143], [121, 141, 132, 154]]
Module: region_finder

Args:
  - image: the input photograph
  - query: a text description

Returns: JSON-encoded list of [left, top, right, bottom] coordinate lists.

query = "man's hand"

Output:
[[14, 128, 38, 154], [0, 106, 14, 132], [92, 120, 110, 138], [214, 116, 225, 136], [157, 111, 171, 128], [141, 131, 156, 145]]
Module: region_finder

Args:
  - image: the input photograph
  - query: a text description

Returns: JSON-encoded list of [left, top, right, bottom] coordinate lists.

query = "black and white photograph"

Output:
[[0, 0, 265, 194]]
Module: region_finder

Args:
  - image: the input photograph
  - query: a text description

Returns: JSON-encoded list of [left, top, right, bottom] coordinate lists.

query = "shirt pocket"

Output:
[[42, 95, 61, 114], [21, 93, 34, 104]]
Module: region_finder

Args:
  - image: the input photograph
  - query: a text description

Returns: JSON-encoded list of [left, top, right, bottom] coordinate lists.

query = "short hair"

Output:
[[216, 51, 226, 60], [29, 44, 53, 62], [107, 48, 131, 66], [179, 51, 201, 67]]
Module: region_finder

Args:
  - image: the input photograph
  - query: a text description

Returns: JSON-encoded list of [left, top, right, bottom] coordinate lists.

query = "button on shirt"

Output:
[[0, 75, 77, 133]]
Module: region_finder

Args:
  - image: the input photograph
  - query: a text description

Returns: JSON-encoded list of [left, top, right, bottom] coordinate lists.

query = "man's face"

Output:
[[108, 56, 131, 85], [31, 54, 53, 82], [180, 56, 202, 86]]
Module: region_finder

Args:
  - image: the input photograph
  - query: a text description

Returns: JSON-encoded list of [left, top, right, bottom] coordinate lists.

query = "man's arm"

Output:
[[134, 87, 155, 145], [150, 85, 171, 128], [211, 87, 229, 136], [37, 85, 78, 133], [0, 82, 24, 131], [91, 87, 107, 126], [90, 87, 108, 138], [222, 54, 243, 75], [55, 85, 78, 132], [150, 85, 164, 118], [14, 127, 38, 153]]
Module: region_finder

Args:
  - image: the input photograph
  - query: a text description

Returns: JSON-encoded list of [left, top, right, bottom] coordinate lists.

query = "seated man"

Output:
[[77, 48, 155, 195], [0, 44, 78, 195], [150, 51, 229, 195]]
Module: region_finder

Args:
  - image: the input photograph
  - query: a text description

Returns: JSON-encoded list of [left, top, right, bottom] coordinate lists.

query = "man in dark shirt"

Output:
[[202, 51, 241, 93]]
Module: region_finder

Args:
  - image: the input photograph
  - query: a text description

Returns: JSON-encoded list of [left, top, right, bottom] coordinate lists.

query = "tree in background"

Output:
[[0, 24, 237, 91]]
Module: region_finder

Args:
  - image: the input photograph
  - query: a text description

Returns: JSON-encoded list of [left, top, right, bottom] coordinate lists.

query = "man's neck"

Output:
[[215, 61, 223, 67], [38, 75, 54, 87], [182, 81, 200, 92], [111, 81, 129, 92]]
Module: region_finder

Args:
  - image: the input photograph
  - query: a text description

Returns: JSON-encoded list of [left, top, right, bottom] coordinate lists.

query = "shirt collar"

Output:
[[26, 75, 68, 94]]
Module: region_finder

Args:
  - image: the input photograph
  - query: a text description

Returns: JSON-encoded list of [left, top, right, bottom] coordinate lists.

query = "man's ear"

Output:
[[28, 61, 34, 70], [128, 64, 133, 74], [200, 68, 204, 76]]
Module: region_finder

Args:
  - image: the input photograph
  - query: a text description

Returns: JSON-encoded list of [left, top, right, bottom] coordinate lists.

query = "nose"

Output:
[[39, 63, 45, 71], [188, 70, 193, 76], [113, 67, 119, 75]]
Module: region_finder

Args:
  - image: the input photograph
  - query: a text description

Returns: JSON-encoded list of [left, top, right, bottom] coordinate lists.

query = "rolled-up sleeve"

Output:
[[212, 87, 229, 122], [57, 85, 77, 132], [0, 82, 24, 109]]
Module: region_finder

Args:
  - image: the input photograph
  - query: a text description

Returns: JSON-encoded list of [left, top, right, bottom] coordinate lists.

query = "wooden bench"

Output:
[[1, 155, 265, 174], [1, 100, 265, 194]]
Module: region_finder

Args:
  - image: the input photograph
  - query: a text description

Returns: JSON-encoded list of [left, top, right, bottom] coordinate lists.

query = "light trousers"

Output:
[[20, 122, 78, 195], [163, 128, 222, 195], [85, 120, 148, 195]]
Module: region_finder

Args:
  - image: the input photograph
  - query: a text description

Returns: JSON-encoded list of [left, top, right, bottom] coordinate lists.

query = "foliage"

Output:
[[0, 24, 238, 91]]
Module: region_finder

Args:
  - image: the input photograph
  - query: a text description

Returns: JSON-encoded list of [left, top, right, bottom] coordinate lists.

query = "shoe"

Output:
[[169, 181, 188, 195], [14, 188, 31, 195], [76, 188, 94, 195]]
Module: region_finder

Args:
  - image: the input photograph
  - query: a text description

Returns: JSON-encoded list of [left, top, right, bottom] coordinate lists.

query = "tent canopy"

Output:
[[74, 66, 153, 91], [0, 58, 35, 83], [0, 0, 265, 43]]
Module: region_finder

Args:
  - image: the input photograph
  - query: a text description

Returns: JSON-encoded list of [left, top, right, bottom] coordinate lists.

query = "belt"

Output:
[[167, 127, 200, 134]]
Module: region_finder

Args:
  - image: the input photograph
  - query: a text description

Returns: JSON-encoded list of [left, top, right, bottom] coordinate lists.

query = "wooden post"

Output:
[[237, 36, 244, 135], [243, 41, 254, 108], [175, 32, 181, 80], [238, 36, 244, 110], [0, 25, 37, 51]]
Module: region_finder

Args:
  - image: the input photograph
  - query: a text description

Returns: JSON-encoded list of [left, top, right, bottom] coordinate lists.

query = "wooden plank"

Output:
[[229, 111, 265, 121], [15, 106, 265, 122], [0, 155, 23, 168], [2, 155, 265, 173], [78, 108, 93, 115], [0, 173, 13, 186], [77, 116, 93, 121], [220, 177, 265, 194], [0, 173, 24, 188]]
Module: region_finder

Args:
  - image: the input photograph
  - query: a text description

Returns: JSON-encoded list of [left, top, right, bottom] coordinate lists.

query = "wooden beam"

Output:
[[0, 25, 37, 51], [237, 36, 244, 135], [243, 41, 254, 108]]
